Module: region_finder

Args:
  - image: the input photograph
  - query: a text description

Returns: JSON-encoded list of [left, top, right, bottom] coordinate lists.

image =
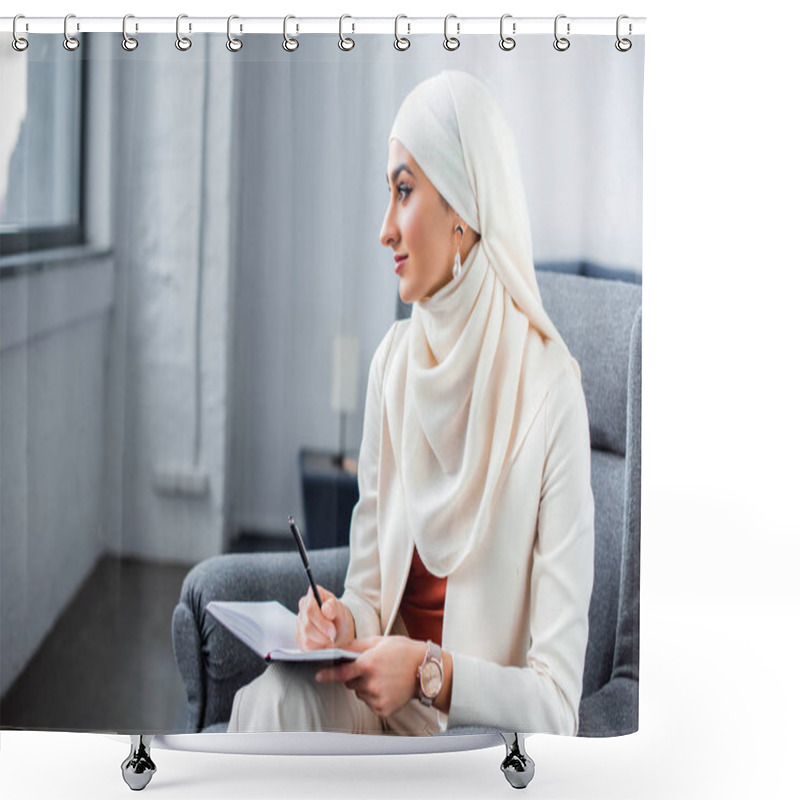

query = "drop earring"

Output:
[[452, 225, 464, 278]]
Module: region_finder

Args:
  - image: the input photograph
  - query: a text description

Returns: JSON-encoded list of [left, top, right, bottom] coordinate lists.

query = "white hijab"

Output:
[[384, 71, 579, 577]]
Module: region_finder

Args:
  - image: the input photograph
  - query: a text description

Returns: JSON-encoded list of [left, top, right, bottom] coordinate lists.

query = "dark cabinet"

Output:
[[299, 449, 359, 550]]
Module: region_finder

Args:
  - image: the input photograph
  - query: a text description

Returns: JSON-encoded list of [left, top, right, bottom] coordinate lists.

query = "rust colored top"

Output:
[[398, 545, 447, 645]]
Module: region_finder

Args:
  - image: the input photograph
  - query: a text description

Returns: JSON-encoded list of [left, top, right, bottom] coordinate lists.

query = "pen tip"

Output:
[[288, 515, 294, 524]]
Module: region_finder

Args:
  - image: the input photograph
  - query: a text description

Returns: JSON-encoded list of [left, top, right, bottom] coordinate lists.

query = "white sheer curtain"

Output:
[[107, 35, 235, 561]]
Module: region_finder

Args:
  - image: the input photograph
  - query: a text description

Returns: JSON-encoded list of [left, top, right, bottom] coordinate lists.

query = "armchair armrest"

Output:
[[578, 676, 638, 737], [172, 547, 350, 732]]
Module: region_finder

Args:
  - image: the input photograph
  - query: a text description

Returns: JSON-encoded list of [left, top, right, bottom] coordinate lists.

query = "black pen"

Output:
[[288, 516, 323, 609]]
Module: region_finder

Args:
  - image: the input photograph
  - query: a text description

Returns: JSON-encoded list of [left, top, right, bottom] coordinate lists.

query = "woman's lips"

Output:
[[394, 255, 408, 274]]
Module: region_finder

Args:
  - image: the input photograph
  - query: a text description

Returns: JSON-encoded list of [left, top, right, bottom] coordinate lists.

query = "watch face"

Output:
[[420, 660, 443, 698]]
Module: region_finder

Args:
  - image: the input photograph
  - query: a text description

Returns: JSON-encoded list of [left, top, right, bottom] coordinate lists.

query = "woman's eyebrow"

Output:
[[385, 163, 415, 185]]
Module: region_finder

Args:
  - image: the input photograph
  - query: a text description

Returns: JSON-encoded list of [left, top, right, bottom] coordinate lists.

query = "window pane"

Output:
[[0, 38, 82, 234]]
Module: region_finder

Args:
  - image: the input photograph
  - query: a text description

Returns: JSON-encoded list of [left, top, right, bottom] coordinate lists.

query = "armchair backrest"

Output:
[[537, 270, 641, 710]]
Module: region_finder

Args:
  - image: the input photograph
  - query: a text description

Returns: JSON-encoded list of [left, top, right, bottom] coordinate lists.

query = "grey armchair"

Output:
[[172, 270, 641, 738]]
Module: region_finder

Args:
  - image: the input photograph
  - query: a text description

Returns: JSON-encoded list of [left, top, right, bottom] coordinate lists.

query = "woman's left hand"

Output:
[[316, 636, 426, 719]]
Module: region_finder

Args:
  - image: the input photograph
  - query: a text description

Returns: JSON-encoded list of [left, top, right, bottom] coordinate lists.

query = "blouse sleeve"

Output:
[[339, 323, 401, 639], [448, 364, 595, 734]]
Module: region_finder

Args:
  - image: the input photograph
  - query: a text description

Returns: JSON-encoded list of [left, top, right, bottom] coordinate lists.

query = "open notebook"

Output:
[[206, 600, 359, 663]]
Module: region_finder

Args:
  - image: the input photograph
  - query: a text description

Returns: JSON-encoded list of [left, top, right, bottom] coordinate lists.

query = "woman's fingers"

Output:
[[309, 589, 338, 641], [297, 587, 337, 648], [321, 597, 338, 621], [346, 637, 379, 653], [316, 658, 364, 684], [299, 622, 335, 649], [315, 653, 391, 716]]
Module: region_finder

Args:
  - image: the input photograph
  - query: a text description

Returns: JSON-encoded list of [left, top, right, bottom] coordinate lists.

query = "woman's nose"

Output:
[[380, 201, 398, 249]]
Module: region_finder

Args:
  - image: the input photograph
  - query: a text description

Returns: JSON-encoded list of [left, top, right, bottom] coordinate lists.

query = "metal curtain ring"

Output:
[[338, 15, 355, 51], [499, 14, 515, 51], [227, 15, 243, 52], [12, 14, 29, 52], [283, 15, 299, 51], [394, 14, 410, 51], [176, 13, 192, 51], [444, 14, 460, 51], [63, 13, 80, 51], [122, 14, 138, 50], [553, 14, 570, 52], [615, 15, 632, 51]]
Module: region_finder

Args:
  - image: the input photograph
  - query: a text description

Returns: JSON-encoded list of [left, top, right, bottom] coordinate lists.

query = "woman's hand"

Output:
[[296, 586, 355, 651], [315, 636, 427, 719]]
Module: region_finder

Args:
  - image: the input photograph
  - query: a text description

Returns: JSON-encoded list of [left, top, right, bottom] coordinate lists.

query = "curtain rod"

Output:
[[0, 16, 646, 36]]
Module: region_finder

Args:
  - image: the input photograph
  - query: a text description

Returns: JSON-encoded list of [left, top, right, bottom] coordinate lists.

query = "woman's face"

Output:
[[380, 140, 461, 304]]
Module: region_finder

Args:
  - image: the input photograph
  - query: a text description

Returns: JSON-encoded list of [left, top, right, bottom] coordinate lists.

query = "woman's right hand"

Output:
[[296, 586, 355, 651]]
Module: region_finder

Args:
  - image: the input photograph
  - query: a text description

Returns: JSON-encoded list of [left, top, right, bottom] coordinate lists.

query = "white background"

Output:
[[2, 1, 799, 798]]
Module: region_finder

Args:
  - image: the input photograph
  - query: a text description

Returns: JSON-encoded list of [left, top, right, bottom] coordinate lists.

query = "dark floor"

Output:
[[0, 532, 293, 733]]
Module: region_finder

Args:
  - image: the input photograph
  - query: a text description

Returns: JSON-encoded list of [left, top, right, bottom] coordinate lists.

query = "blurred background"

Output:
[[0, 32, 642, 731]]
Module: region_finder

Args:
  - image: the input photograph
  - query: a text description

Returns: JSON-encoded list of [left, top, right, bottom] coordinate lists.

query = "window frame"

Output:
[[0, 40, 88, 260]]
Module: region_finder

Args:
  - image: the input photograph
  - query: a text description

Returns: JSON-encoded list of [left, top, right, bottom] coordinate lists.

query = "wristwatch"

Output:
[[417, 640, 444, 707]]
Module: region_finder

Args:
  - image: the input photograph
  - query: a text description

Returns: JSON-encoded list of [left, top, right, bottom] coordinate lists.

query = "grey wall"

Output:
[[0, 258, 113, 698], [0, 34, 116, 698], [1, 32, 237, 697]]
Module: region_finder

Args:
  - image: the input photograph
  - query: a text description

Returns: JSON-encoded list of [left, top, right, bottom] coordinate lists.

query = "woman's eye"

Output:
[[396, 184, 411, 200]]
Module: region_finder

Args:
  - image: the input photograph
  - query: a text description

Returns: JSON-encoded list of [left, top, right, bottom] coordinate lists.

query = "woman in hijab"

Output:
[[228, 71, 594, 737]]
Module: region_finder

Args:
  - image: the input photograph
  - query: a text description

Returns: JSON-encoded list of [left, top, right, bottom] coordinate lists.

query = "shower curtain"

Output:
[[0, 22, 644, 740]]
